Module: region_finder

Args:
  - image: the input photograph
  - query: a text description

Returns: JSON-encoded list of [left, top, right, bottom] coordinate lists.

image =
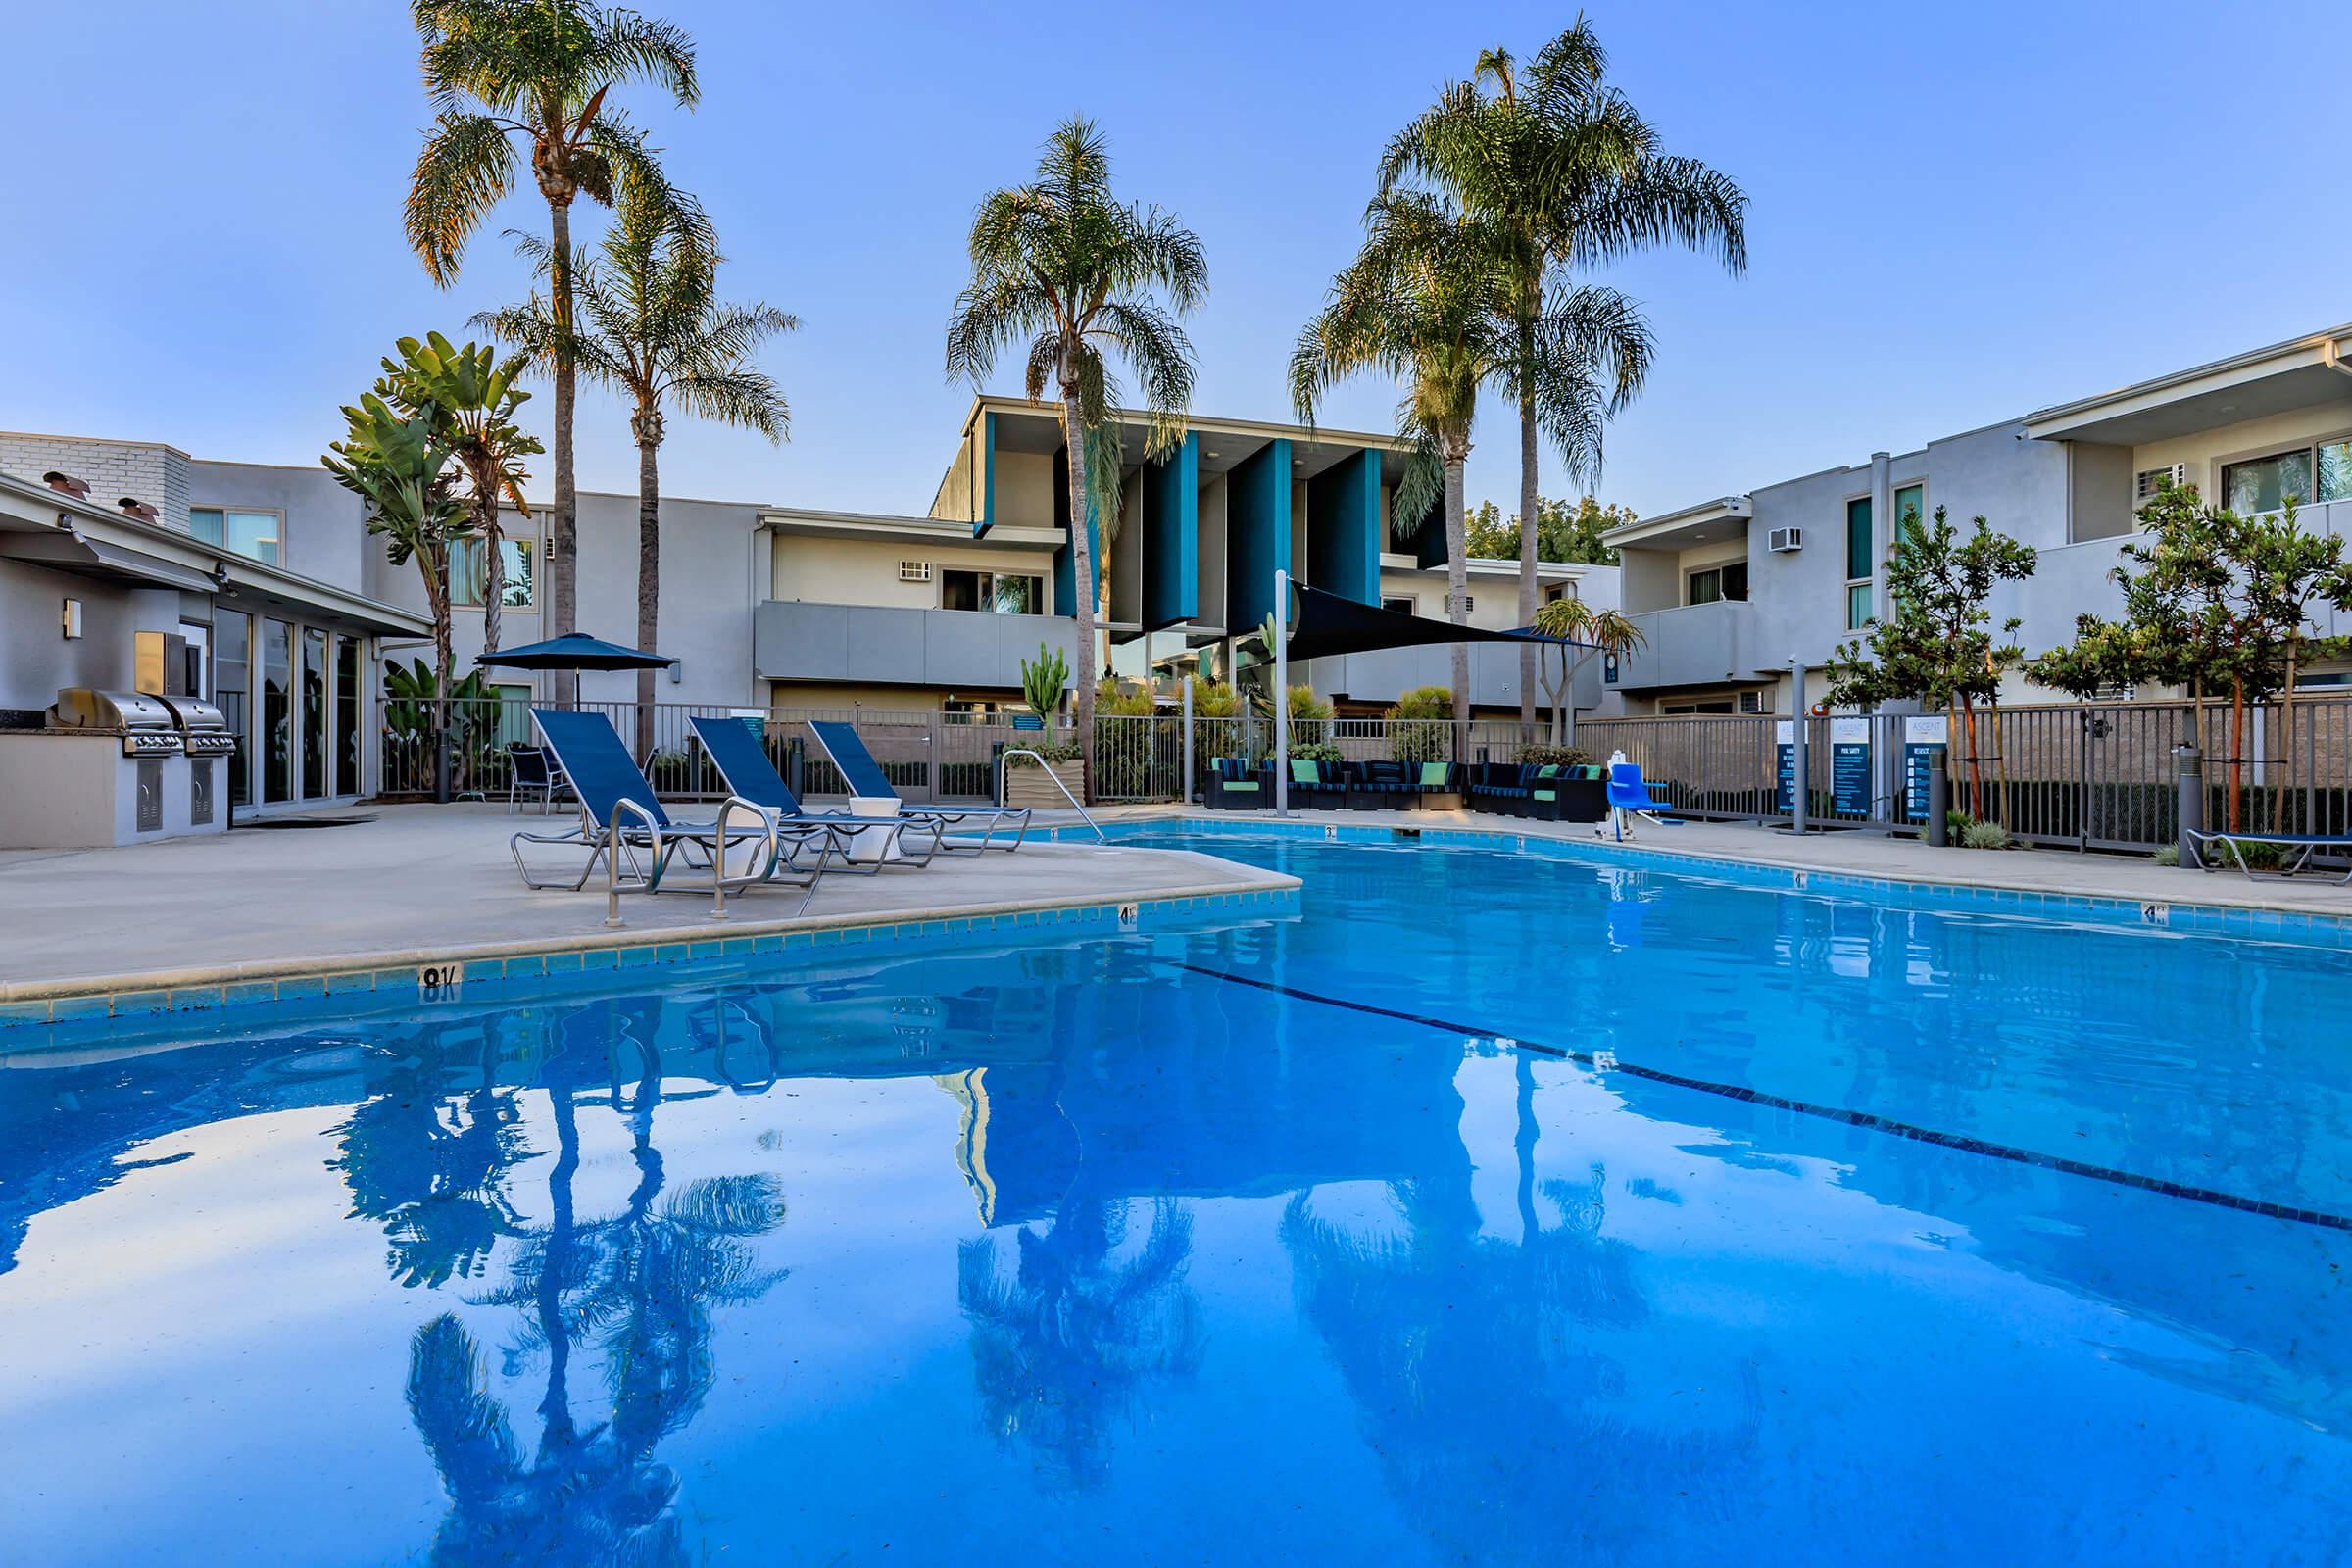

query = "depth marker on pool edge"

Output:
[[1164, 959, 2352, 1235]]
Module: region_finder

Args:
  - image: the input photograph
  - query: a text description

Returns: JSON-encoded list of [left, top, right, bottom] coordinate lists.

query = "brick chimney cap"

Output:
[[42, 470, 91, 498]]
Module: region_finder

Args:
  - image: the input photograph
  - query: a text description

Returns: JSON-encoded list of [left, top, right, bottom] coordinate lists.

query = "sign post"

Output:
[[1830, 716, 1870, 819], [1903, 714, 1950, 827], [1274, 567, 1290, 817]]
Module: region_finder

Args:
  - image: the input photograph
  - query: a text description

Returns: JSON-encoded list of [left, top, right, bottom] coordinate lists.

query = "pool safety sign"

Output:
[[1775, 720, 1796, 815], [1902, 715, 1949, 822], [1830, 717, 1871, 817]]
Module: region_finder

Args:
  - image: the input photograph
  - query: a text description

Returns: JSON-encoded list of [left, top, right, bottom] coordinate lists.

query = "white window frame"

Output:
[[189, 505, 285, 567], [2214, 428, 2352, 516], [449, 534, 538, 611]]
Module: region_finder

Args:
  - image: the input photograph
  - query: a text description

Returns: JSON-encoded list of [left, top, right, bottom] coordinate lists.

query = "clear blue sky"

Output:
[[4, 1, 2345, 522]]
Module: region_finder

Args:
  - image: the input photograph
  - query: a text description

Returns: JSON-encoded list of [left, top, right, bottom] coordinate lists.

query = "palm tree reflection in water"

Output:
[[373, 1007, 788, 1565], [958, 1195, 1203, 1488]]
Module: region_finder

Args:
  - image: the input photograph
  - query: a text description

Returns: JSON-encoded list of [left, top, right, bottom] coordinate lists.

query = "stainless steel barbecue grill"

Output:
[[47, 688, 183, 757]]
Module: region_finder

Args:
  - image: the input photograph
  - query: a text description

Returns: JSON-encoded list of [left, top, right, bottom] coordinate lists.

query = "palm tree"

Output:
[[406, 0, 699, 702], [377, 332, 543, 655], [1293, 191, 1510, 737], [324, 386, 471, 799], [946, 118, 1206, 799], [480, 180, 793, 760], [1532, 593, 1643, 744], [1383, 21, 1745, 728]]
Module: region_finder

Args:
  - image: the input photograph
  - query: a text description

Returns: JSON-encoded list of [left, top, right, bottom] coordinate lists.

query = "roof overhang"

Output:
[[964, 395, 1414, 483], [1602, 495, 1753, 554], [760, 506, 1061, 552], [0, 468, 428, 637], [1380, 552, 1588, 581], [2025, 324, 2352, 446]]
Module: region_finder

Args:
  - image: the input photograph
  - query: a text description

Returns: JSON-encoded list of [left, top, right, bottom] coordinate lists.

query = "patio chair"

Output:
[[689, 715, 933, 870], [1408, 760, 1457, 806], [805, 719, 1033, 853], [1468, 761, 1531, 816], [2185, 827, 2352, 883], [506, 741, 566, 815], [1351, 759, 1409, 810], [1204, 756, 1266, 809], [514, 708, 842, 918], [1287, 757, 1346, 809], [1603, 761, 1685, 842]]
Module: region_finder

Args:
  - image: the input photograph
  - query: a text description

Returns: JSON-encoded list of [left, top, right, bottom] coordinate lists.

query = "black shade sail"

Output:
[[475, 631, 677, 671], [1281, 583, 1592, 662]]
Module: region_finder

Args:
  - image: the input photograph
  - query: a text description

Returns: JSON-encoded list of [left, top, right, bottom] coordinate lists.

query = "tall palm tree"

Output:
[[946, 118, 1206, 799], [1384, 21, 1746, 727], [1293, 191, 1510, 736], [406, 0, 699, 702], [480, 180, 792, 760], [376, 332, 543, 655]]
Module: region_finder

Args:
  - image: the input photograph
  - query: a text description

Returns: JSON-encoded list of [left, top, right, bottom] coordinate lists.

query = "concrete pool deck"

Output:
[[0, 804, 1293, 1004], [5, 797, 2349, 1015]]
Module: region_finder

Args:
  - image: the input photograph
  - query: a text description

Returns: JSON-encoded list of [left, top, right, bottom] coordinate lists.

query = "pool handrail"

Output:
[[1000, 747, 1104, 842]]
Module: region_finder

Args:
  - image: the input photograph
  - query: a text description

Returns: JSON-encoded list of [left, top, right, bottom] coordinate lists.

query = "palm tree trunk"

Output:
[[478, 495, 505, 656], [633, 421, 661, 765], [1517, 317, 1540, 736], [547, 195, 579, 708], [1059, 384, 1098, 803], [1445, 448, 1470, 749]]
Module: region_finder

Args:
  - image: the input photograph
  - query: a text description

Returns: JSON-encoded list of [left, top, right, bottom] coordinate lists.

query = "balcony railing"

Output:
[[1608, 598, 1755, 691], [754, 601, 1077, 689]]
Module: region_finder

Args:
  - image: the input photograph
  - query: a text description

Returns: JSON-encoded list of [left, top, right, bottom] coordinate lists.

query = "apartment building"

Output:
[[0, 396, 1615, 835], [1602, 322, 2352, 714]]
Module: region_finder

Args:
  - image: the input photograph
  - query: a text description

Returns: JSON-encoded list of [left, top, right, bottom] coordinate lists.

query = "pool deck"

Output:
[[4, 798, 2348, 1011], [0, 804, 1293, 1004]]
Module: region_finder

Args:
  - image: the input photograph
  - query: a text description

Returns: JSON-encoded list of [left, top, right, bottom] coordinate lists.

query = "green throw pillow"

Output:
[[1292, 760, 1321, 784], [1419, 761, 1448, 787]]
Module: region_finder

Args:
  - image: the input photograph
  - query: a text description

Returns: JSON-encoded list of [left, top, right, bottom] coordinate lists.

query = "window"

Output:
[[217, 611, 250, 808], [189, 508, 282, 566], [1686, 561, 1748, 605], [1444, 593, 1474, 614], [1664, 699, 1737, 714], [301, 627, 327, 800], [899, 560, 934, 582], [335, 638, 361, 796], [941, 568, 1044, 614], [1844, 496, 1873, 629], [1544, 583, 1573, 605], [1383, 595, 1416, 615], [262, 617, 293, 804], [1739, 689, 1770, 714], [2222, 440, 2352, 514], [451, 537, 534, 608], [1892, 484, 1924, 539]]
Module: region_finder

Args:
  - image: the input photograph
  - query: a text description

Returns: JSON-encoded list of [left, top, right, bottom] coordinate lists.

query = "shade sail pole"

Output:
[[1274, 567, 1290, 817]]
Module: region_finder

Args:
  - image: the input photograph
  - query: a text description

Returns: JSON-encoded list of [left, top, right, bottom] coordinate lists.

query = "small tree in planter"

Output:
[[1006, 644, 1085, 806], [1823, 506, 2035, 822]]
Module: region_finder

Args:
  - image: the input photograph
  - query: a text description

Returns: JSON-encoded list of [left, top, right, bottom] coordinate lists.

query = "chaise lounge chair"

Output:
[[689, 715, 936, 870], [805, 719, 1034, 854], [2185, 826, 2352, 882], [514, 708, 848, 919], [1603, 761, 1684, 842]]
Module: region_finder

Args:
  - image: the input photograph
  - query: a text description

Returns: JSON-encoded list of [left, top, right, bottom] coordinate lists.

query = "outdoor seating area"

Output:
[[1201, 756, 1461, 812]]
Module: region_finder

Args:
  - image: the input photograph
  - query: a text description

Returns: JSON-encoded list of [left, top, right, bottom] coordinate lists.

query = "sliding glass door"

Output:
[[262, 618, 293, 804], [217, 611, 251, 808], [336, 637, 362, 796], [301, 628, 328, 800]]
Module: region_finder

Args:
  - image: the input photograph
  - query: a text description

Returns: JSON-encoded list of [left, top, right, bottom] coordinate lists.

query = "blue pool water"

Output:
[[4, 830, 2349, 1564]]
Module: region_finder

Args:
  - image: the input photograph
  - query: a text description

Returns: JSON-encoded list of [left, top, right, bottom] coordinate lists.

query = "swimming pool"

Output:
[[3, 828, 2347, 1564]]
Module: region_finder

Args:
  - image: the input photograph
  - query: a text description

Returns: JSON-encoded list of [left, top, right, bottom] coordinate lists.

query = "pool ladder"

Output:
[[999, 748, 1105, 843]]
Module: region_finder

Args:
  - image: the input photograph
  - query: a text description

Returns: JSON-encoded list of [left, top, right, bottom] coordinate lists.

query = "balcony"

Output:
[[1608, 598, 1756, 691], [755, 601, 1076, 689]]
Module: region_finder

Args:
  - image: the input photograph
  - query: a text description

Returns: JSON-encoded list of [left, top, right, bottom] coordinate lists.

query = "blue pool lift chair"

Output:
[[805, 719, 1034, 854], [516, 708, 849, 917], [1604, 761, 1685, 842], [689, 715, 933, 870]]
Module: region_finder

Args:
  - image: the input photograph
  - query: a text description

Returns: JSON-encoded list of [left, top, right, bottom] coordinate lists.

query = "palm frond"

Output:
[[406, 112, 516, 285]]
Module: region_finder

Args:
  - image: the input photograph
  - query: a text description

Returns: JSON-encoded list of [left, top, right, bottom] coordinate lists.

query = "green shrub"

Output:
[[1293, 741, 1345, 764], [1387, 685, 1453, 764], [2151, 844, 2180, 867], [1945, 809, 1976, 842], [1962, 820, 2010, 850], [1514, 744, 1591, 768], [1283, 684, 1333, 750], [1006, 739, 1082, 768]]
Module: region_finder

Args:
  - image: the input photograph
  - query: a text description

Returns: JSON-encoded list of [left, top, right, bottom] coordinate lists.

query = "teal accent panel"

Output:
[[973, 411, 998, 538], [1228, 439, 1291, 632], [1052, 436, 1102, 619], [1142, 431, 1200, 630], [1307, 447, 1383, 605]]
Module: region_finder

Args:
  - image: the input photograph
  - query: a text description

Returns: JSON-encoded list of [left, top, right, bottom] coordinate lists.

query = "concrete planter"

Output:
[[1004, 757, 1086, 810]]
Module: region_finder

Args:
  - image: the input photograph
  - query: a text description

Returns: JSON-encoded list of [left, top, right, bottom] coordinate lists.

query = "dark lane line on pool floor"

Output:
[[1163, 959, 2352, 1236]]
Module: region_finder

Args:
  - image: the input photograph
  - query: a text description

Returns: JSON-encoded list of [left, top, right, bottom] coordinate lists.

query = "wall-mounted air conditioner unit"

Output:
[[2134, 464, 2187, 504], [899, 560, 933, 582], [1767, 526, 1803, 554]]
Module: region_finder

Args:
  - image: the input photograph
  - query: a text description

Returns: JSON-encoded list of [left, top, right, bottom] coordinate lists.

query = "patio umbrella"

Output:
[[474, 631, 677, 671]]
